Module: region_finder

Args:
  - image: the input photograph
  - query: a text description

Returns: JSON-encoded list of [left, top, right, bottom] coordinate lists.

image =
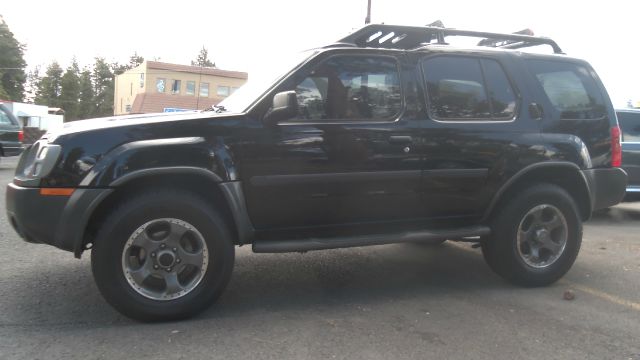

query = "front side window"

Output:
[[617, 112, 640, 142], [526, 60, 605, 120], [422, 56, 517, 120], [292, 55, 402, 121]]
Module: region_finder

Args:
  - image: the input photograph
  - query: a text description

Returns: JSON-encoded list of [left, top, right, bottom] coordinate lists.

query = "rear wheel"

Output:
[[482, 184, 582, 286], [91, 189, 234, 321]]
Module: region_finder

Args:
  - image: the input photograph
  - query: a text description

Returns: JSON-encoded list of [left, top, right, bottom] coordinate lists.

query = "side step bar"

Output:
[[252, 226, 490, 253]]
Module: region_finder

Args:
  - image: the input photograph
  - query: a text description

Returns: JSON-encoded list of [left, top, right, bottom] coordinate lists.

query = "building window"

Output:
[[230, 87, 239, 94], [186, 81, 196, 95], [139, 73, 145, 88], [156, 78, 166, 93], [171, 79, 181, 94], [217, 86, 230, 97], [125, 104, 132, 113], [200, 82, 209, 97]]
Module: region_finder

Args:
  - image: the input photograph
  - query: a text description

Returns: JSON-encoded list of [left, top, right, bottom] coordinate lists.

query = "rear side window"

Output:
[[617, 112, 640, 142], [526, 60, 606, 120], [422, 56, 517, 120], [0, 108, 17, 125]]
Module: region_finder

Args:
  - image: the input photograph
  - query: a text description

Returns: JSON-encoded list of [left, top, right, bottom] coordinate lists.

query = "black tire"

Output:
[[481, 184, 582, 287], [91, 189, 235, 321]]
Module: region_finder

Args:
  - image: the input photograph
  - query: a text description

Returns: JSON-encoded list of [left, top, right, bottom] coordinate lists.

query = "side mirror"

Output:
[[264, 91, 298, 125]]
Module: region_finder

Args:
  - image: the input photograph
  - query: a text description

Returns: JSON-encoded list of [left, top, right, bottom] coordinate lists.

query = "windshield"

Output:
[[217, 50, 317, 113]]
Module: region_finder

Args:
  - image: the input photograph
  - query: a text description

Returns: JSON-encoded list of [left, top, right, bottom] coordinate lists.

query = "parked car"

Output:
[[6, 24, 627, 321], [616, 109, 640, 201], [0, 103, 23, 158]]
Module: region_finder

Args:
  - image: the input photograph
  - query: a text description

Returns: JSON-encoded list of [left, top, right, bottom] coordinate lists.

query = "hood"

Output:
[[45, 110, 237, 142]]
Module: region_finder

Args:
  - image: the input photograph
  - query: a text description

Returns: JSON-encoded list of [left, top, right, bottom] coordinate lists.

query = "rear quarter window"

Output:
[[0, 107, 18, 126], [617, 112, 640, 142], [526, 60, 606, 120]]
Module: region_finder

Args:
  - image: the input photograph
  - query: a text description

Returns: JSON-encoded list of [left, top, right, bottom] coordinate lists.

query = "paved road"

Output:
[[1, 156, 639, 359]]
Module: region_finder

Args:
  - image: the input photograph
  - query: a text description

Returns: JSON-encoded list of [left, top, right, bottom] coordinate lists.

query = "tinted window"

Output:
[[423, 57, 490, 119], [617, 112, 640, 142], [526, 60, 606, 120], [422, 57, 516, 120], [293, 56, 401, 121], [0, 108, 16, 125], [482, 59, 517, 119]]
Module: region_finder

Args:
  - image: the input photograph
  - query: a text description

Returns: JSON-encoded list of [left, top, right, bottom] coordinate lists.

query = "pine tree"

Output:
[[24, 66, 41, 103], [77, 68, 94, 120], [129, 52, 144, 69], [59, 59, 80, 121], [0, 16, 27, 101], [92, 57, 114, 117], [34, 61, 63, 107], [191, 46, 215, 68]]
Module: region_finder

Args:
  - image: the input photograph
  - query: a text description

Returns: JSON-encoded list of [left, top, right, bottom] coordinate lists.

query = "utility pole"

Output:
[[365, 0, 371, 24]]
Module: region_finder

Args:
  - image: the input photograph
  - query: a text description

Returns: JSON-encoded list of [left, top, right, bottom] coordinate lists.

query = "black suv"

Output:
[[6, 25, 627, 321], [615, 109, 640, 200]]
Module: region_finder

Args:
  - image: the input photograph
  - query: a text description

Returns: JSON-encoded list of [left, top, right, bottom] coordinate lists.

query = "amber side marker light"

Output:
[[40, 188, 75, 196]]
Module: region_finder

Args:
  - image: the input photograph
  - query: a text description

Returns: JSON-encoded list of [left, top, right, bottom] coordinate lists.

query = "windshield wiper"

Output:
[[203, 105, 228, 113]]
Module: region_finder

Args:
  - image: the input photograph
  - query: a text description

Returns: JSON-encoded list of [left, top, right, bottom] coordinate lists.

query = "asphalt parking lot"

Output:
[[0, 156, 639, 360]]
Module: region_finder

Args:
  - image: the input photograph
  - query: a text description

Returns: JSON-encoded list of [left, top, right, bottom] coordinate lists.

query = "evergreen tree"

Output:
[[191, 46, 215, 68], [0, 16, 27, 101], [92, 57, 114, 117], [128, 52, 144, 69], [77, 68, 94, 120], [24, 66, 41, 103], [59, 59, 80, 121], [34, 61, 63, 107]]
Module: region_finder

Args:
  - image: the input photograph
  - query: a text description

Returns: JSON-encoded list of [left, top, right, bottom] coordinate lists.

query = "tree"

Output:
[[92, 57, 114, 117], [59, 59, 80, 121], [24, 66, 41, 103], [113, 52, 145, 76], [128, 52, 144, 69], [34, 61, 63, 107], [0, 17, 27, 101], [191, 46, 215, 68], [77, 68, 94, 120]]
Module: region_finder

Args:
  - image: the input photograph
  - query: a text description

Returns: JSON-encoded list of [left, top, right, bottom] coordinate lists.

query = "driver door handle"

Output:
[[388, 136, 412, 144]]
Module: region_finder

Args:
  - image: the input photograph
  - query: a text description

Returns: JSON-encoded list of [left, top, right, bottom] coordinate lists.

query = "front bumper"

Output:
[[581, 167, 628, 211], [6, 183, 112, 256]]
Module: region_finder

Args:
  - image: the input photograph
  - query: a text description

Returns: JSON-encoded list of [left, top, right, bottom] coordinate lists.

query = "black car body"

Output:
[[5, 25, 627, 321], [616, 109, 640, 200], [0, 103, 23, 157]]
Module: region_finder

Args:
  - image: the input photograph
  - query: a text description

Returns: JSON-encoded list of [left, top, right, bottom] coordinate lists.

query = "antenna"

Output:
[[365, 0, 371, 24]]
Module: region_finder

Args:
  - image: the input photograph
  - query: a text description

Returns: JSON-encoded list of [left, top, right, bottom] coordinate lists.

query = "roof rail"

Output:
[[336, 24, 564, 54]]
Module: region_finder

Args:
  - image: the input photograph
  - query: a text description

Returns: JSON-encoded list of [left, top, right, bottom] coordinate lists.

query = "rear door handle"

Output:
[[388, 136, 412, 144]]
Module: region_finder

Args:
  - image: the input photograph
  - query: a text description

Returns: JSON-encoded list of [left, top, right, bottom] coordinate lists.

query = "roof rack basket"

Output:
[[336, 24, 563, 54]]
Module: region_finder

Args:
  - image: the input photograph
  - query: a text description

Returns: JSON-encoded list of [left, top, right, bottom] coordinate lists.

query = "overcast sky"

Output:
[[2, 0, 638, 106]]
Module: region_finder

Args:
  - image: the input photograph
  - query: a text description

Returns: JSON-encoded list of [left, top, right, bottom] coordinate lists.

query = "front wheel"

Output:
[[91, 189, 235, 321], [482, 184, 582, 287]]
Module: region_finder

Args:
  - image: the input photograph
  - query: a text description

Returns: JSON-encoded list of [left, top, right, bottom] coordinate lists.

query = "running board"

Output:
[[252, 226, 490, 253]]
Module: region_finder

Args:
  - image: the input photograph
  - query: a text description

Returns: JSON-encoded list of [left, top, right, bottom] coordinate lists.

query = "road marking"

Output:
[[560, 280, 640, 312], [447, 241, 640, 312]]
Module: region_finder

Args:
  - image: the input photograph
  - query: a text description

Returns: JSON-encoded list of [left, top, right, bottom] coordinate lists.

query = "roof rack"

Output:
[[336, 24, 564, 54]]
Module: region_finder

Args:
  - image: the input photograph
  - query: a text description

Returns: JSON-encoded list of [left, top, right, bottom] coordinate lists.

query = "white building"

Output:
[[0, 101, 64, 131]]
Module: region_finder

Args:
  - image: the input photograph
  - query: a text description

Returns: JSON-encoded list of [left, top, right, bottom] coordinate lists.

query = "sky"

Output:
[[2, 0, 639, 107]]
